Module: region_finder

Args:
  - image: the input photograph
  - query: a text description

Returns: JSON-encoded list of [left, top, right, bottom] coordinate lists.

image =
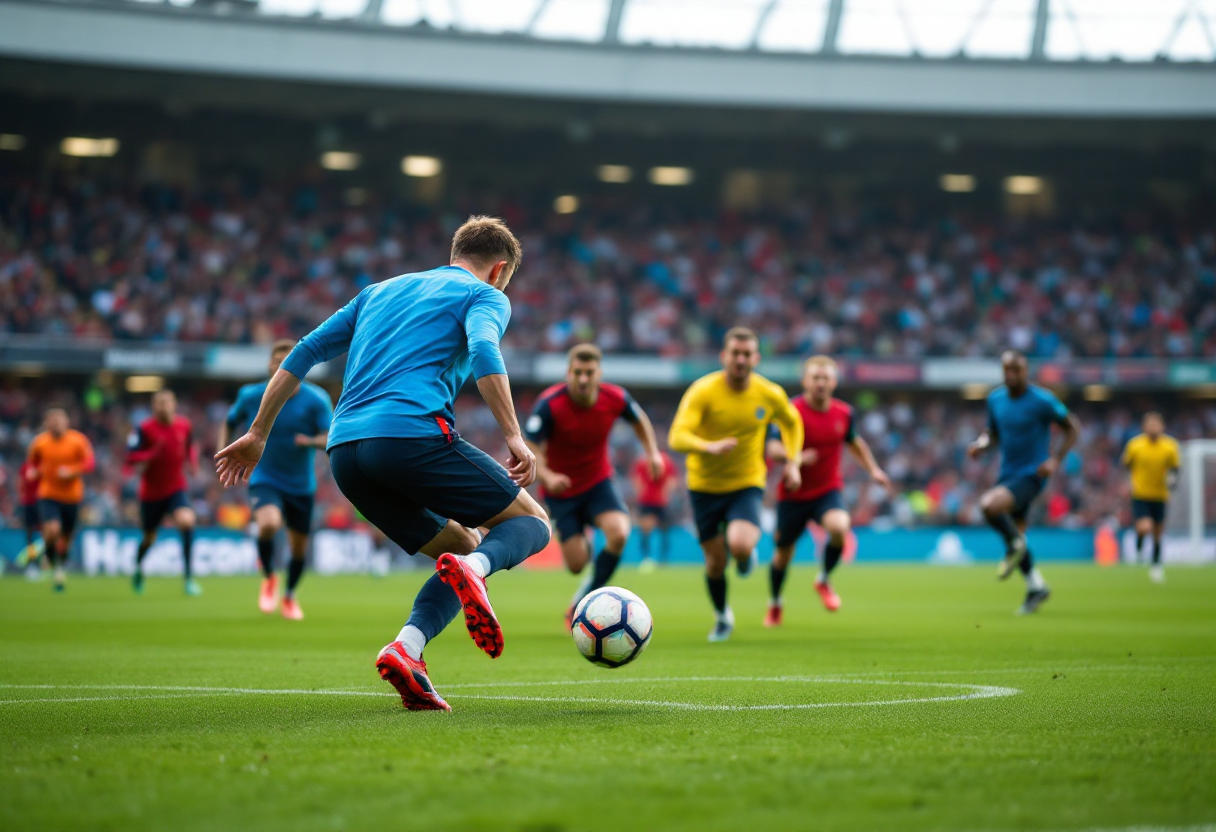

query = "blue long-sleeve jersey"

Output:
[[280, 266, 511, 449], [987, 384, 1071, 482]]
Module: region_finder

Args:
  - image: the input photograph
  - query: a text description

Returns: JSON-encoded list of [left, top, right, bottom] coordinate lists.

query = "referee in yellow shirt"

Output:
[[669, 327, 804, 641], [1122, 412, 1180, 584]]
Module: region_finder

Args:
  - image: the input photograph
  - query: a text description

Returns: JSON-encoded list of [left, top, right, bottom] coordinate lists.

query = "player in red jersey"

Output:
[[16, 459, 45, 572], [764, 356, 892, 624], [126, 389, 201, 596], [524, 343, 665, 623], [631, 449, 678, 569]]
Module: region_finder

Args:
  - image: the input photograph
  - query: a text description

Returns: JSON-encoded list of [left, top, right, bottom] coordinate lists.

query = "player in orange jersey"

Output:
[[26, 407, 95, 592]]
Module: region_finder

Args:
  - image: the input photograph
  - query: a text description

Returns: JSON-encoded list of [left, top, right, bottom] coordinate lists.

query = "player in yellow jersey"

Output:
[[668, 327, 803, 642], [1121, 412, 1180, 584]]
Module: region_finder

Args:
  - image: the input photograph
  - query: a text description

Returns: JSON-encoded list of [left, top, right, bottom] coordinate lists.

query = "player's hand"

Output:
[[544, 472, 572, 495], [800, 448, 819, 465], [214, 431, 267, 487], [704, 438, 738, 456], [293, 433, 317, 448], [967, 439, 987, 460], [56, 465, 76, 480], [872, 468, 895, 494], [504, 435, 537, 488], [783, 460, 802, 492], [25, 466, 39, 482], [647, 452, 664, 481], [1037, 458, 1060, 479]]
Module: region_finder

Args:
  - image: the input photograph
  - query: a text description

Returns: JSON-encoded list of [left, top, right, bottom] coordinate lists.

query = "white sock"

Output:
[[717, 606, 735, 625], [816, 571, 827, 585], [395, 624, 427, 660], [463, 551, 491, 579], [1026, 568, 1046, 592]]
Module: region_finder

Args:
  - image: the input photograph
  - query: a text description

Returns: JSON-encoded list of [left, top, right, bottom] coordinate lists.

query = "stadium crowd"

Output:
[[1, 383, 1212, 537], [2, 177, 1216, 358]]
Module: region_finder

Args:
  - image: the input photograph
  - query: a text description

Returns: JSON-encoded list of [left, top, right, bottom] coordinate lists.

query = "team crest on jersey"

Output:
[[755, 407, 766, 420]]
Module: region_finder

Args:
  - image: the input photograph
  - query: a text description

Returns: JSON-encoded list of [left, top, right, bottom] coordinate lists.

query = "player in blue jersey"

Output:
[[967, 351, 1080, 614], [219, 339, 332, 620], [215, 216, 550, 712]]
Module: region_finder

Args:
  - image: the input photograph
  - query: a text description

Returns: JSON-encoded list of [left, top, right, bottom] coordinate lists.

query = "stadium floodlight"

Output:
[[125, 375, 165, 393], [60, 137, 119, 158], [321, 151, 361, 171], [1004, 175, 1043, 195], [597, 164, 633, 183], [649, 166, 694, 186], [553, 195, 579, 214], [401, 155, 442, 177], [940, 174, 976, 193], [0, 134, 25, 151]]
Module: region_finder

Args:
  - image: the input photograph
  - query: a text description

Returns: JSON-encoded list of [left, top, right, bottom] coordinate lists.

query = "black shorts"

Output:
[[1131, 498, 1166, 524], [250, 485, 315, 535], [328, 436, 520, 555], [38, 499, 79, 537], [23, 503, 40, 531], [639, 504, 669, 524], [545, 478, 628, 541], [774, 489, 845, 547], [140, 490, 190, 532], [999, 474, 1046, 522], [688, 487, 763, 543]]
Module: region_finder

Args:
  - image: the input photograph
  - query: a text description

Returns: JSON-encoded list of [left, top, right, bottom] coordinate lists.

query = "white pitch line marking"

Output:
[[0, 678, 1019, 711]]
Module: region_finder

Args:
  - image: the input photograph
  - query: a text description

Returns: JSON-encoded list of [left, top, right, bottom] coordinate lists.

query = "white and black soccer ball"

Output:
[[570, 587, 653, 668]]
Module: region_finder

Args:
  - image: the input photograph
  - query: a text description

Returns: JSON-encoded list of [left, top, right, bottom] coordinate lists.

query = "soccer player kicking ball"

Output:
[[763, 356, 893, 625], [219, 339, 332, 619], [968, 350, 1080, 615], [1122, 412, 1180, 584], [216, 216, 550, 712], [127, 390, 202, 596], [669, 327, 803, 642], [26, 407, 95, 593], [524, 343, 665, 627]]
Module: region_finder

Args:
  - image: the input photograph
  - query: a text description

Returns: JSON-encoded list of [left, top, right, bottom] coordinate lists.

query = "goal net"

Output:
[[1161, 439, 1216, 563]]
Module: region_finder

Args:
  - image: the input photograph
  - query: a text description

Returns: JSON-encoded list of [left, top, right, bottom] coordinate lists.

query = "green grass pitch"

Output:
[[1, 564, 1213, 832]]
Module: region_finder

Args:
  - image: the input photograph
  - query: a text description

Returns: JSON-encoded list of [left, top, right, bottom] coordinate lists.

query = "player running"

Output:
[[763, 356, 892, 625], [967, 350, 1080, 615], [1122, 412, 1180, 584], [26, 407, 95, 592], [220, 339, 332, 619], [524, 343, 665, 626], [215, 216, 550, 712], [127, 390, 201, 596], [668, 327, 803, 642], [632, 447, 678, 570]]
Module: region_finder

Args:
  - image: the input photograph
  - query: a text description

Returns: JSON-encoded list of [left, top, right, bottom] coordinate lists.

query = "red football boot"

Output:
[[814, 579, 842, 612], [435, 553, 504, 659], [258, 575, 278, 614], [375, 642, 450, 712], [763, 603, 783, 628]]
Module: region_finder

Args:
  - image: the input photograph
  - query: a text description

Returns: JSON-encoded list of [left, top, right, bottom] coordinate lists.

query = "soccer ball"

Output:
[[570, 587, 653, 668]]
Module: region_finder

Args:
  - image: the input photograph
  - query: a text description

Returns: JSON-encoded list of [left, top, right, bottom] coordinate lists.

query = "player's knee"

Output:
[[824, 513, 851, 541]]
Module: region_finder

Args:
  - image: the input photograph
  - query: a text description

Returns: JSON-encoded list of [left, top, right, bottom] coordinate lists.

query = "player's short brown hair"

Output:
[[723, 326, 759, 348], [450, 215, 523, 272], [271, 338, 297, 357], [803, 355, 838, 374], [567, 343, 602, 365]]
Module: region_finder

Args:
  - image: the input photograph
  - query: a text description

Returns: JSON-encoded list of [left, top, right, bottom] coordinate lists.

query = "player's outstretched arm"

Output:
[[476, 373, 536, 488], [847, 436, 894, 494], [215, 369, 301, 487], [771, 395, 805, 491], [627, 404, 665, 479], [668, 385, 712, 454], [1039, 413, 1081, 478]]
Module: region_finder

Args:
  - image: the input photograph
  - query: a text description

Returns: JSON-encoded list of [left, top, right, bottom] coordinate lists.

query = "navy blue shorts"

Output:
[[250, 485, 315, 535], [38, 499, 79, 537], [688, 487, 763, 543], [639, 504, 669, 524], [774, 489, 845, 546], [140, 490, 190, 532], [328, 436, 520, 555], [23, 503, 39, 531], [1131, 498, 1166, 524], [545, 477, 628, 541], [999, 474, 1046, 522]]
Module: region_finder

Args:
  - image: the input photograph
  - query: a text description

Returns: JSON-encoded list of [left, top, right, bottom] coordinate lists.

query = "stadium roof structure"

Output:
[[2, 0, 1216, 116]]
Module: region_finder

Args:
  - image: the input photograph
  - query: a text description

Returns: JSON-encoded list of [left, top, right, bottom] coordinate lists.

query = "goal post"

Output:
[[1167, 439, 1216, 563]]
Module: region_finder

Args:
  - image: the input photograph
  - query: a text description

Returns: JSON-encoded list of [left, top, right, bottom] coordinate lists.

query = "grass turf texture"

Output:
[[1, 565, 1213, 832]]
